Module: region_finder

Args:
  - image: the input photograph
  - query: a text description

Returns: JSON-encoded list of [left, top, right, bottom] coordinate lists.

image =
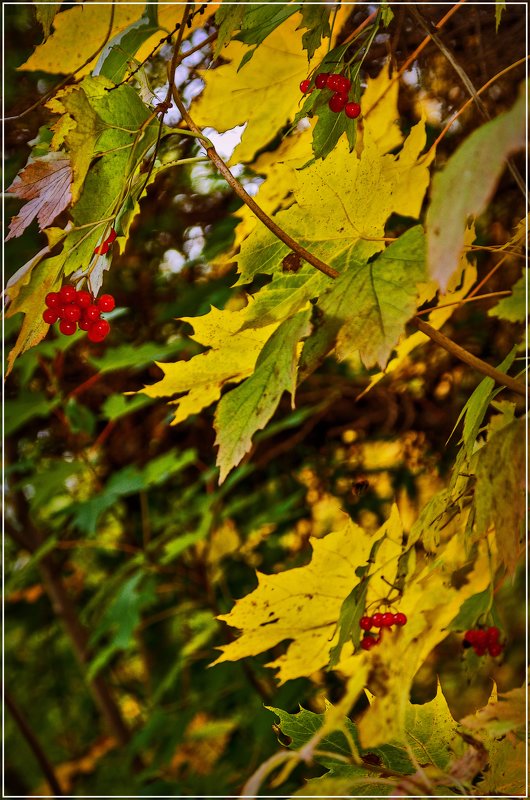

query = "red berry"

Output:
[[84, 304, 101, 323], [326, 73, 341, 90], [87, 319, 110, 343], [335, 75, 351, 93], [345, 102, 361, 119], [300, 79, 311, 94], [58, 305, 69, 319], [464, 629, 477, 644], [381, 613, 394, 627], [393, 613, 407, 626], [360, 616, 373, 631], [94, 242, 110, 255], [474, 646, 487, 657], [91, 319, 110, 338], [59, 319, 76, 336], [372, 613, 384, 628], [329, 92, 347, 113], [105, 228, 117, 245], [59, 285, 76, 303], [488, 642, 503, 657], [79, 319, 91, 331], [62, 304, 81, 322], [474, 629, 488, 647], [97, 294, 115, 312], [74, 290, 92, 308], [42, 308, 58, 324], [45, 292, 60, 308], [360, 636, 376, 650], [486, 626, 500, 644], [315, 72, 329, 89]]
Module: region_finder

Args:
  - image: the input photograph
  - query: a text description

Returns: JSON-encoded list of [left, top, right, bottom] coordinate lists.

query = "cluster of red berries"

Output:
[[300, 72, 361, 119], [93, 228, 117, 256], [463, 626, 503, 658], [359, 611, 407, 650], [42, 285, 115, 343]]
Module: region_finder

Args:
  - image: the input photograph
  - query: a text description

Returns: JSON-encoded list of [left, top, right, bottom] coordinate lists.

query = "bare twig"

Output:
[[410, 6, 526, 198], [429, 55, 529, 152], [363, 1, 467, 118], [138, 3, 193, 199], [415, 290, 511, 316], [5, 690, 64, 795]]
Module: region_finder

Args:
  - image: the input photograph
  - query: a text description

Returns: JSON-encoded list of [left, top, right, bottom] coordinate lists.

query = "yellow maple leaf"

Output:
[[192, 13, 329, 165], [360, 61, 403, 155], [19, 4, 207, 79], [212, 516, 385, 684], [138, 304, 281, 425], [18, 3, 145, 76]]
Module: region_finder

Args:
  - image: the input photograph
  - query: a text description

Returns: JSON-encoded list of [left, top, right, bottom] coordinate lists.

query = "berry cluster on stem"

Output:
[[359, 611, 407, 650], [93, 227, 117, 256], [43, 285, 115, 342], [463, 626, 504, 658], [300, 72, 361, 119]]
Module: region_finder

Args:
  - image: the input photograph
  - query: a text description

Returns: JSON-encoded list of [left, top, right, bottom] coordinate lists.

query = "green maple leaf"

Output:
[[214, 309, 312, 482]]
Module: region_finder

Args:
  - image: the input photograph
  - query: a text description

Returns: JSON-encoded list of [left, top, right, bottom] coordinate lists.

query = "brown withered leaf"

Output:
[[6, 153, 72, 240]]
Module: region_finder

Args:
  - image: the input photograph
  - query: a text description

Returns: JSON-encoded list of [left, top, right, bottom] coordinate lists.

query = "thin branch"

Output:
[[415, 290, 511, 316], [413, 318, 526, 396], [340, 8, 379, 47], [429, 56, 529, 153], [170, 88, 339, 280], [465, 253, 510, 299], [138, 3, 192, 199], [363, 1, 467, 118], [4, 5, 116, 122], [410, 6, 526, 198], [4, 690, 64, 796]]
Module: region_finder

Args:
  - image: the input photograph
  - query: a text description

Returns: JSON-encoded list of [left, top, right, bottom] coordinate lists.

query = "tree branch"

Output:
[[5, 516, 132, 747], [170, 88, 340, 280], [5, 688, 64, 796]]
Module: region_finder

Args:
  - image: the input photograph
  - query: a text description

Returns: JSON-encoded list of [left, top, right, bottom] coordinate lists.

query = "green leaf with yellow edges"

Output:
[[214, 309, 311, 482]]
